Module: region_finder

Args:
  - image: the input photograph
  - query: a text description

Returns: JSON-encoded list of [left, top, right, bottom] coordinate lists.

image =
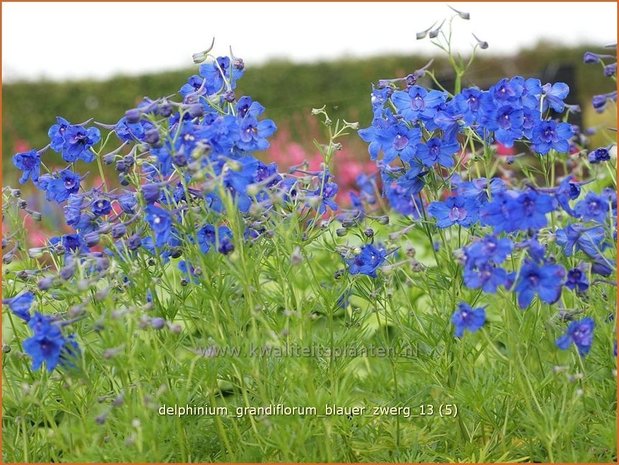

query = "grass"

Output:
[[2, 193, 616, 462]]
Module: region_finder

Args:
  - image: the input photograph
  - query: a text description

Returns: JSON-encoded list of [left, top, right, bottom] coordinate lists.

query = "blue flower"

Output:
[[428, 196, 479, 228], [3, 291, 35, 322], [553, 175, 581, 216], [48, 117, 71, 152], [489, 77, 524, 105], [513, 260, 565, 309], [532, 120, 573, 154], [480, 189, 555, 233], [145, 205, 173, 248], [115, 116, 156, 143], [91, 198, 112, 217], [555, 224, 609, 259], [13, 150, 41, 184], [22, 313, 72, 372], [346, 244, 387, 278], [199, 56, 243, 95], [118, 192, 138, 214], [453, 87, 484, 125], [61, 125, 101, 163], [178, 260, 200, 284], [574, 192, 611, 223], [309, 179, 339, 214], [565, 265, 589, 293], [451, 302, 486, 337], [396, 164, 426, 197], [488, 105, 524, 147], [197, 224, 234, 255], [383, 180, 422, 217], [383, 123, 422, 163], [416, 137, 459, 167], [358, 114, 398, 161], [556, 317, 595, 356], [462, 235, 514, 293], [236, 115, 277, 152], [50, 234, 88, 254], [588, 146, 612, 164], [463, 262, 513, 293], [392, 85, 447, 123], [541, 82, 569, 113], [37, 169, 81, 203]]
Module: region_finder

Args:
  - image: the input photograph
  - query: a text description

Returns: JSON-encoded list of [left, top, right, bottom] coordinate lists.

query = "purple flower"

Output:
[[556, 317, 595, 356], [451, 302, 486, 337], [592, 91, 617, 113], [13, 150, 41, 184], [513, 260, 565, 309], [345, 244, 387, 278]]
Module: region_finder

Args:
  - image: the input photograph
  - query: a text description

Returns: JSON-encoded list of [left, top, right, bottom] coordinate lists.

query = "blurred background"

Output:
[[2, 2, 617, 221]]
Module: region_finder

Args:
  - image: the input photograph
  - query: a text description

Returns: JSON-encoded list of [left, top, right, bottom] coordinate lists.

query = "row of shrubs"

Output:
[[2, 43, 611, 183]]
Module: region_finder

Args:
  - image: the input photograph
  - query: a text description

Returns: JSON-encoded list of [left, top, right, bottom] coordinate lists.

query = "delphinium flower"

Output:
[[480, 188, 556, 233], [37, 169, 81, 203], [345, 244, 387, 278], [556, 317, 595, 356], [461, 235, 514, 293], [22, 312, 80, 372], [428, 195, 479, 228], [588, 146, 613, 164], [391, 85, 447, 123], [13, 150, 41, 184], [531, 120, 574, 155], [197, 224, 234, 255], [451, 302, 486, 337], [565, 264, 589, 293], [416, 137, 459, 167], [574, 192, 612, 223], [555, 224, 610, 260], [3, 291, 35, 322], [513, 259, 566, 309]]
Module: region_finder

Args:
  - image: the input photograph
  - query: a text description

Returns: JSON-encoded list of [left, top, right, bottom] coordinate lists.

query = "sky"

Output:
[[2, 2, 617, 82]]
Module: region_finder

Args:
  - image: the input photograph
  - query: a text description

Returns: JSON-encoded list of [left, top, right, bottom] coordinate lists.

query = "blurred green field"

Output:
[[2, 42, 615, 185]]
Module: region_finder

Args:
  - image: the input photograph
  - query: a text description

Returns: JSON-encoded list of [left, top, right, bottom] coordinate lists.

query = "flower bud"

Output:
[[124, 109, 141, 124], [111, 223, 127, 239]]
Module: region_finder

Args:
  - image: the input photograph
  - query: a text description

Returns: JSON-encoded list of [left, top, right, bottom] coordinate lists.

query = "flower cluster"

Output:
[[7, 53, 347, 371], [356, 57, 616, 351]]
